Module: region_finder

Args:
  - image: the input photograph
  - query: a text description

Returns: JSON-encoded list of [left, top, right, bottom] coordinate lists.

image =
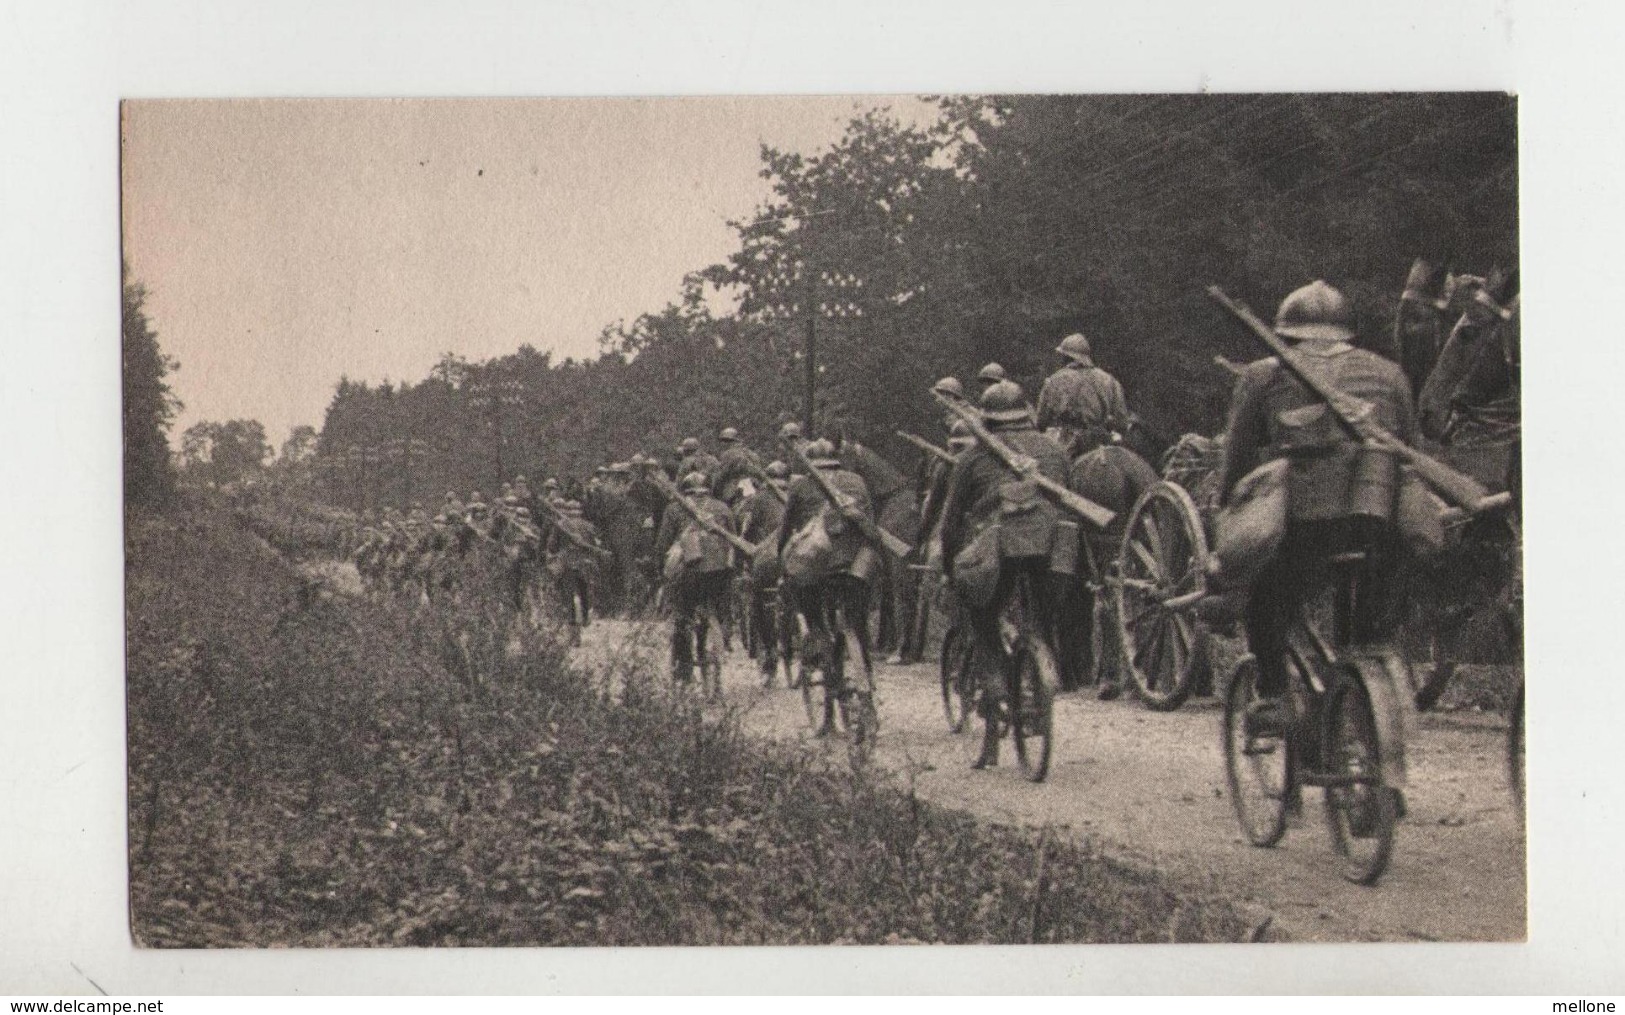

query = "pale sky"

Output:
[[121, 96, 938, 446]]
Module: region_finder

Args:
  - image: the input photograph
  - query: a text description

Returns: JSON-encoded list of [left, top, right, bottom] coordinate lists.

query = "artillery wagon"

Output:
[[1109, 431, 1229, 711]]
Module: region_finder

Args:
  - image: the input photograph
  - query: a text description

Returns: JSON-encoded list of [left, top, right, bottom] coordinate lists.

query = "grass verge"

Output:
[[127, 499, 1254, 945]]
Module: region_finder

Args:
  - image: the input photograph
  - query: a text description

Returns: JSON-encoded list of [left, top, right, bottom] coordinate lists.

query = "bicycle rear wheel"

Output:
[[1011, 638, 1057, 783], [1323, 674, 1398, 886], [800, 663, 827, 730], [839, 614, 876, 765], [1222, 654, 1291, 848], [939, 625, 975, 733]]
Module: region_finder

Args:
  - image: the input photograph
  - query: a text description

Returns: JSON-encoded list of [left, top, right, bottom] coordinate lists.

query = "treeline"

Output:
[[311, 93, 1517, 508], [123, 264, 181, 510]]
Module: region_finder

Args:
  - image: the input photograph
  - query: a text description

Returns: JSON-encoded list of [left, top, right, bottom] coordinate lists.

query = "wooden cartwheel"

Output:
[[1111, 480, 1214, 711]]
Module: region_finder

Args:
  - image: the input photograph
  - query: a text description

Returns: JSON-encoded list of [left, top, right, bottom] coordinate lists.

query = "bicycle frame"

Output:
[[1286, 604, 1410, 792]]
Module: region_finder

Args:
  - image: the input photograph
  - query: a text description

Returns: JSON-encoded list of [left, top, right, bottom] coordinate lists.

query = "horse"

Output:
[[1055, 443, 1161, 692], [1407, 275, 1521, 708]]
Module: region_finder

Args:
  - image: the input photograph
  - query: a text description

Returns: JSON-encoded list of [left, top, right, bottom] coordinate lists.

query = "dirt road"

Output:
[[578, 618, 1526, 943]]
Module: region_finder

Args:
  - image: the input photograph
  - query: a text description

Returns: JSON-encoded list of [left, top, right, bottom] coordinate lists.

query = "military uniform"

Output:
[[1036, 333, 1130, 458], [736, 470, 788, 679], [837, 437, 919, 657], [940, 382, 1071, 768], [775, 441, 877, 730], [658, 475, 738, 683], [1218, 281, 1417, 701], [713, 440, 764, 506]]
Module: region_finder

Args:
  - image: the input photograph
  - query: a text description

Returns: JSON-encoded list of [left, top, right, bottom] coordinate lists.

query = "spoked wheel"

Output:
[[1115, 482, 1208, 711], [1010, 640, 1057, 782], [837, 614, 877, 765], [1323, 674, 1398, 886], [800, 662, 831, 731], [1508, 680, 1525, 817], [939, 625, 975, 733], [1222, 654, 1291, 848]]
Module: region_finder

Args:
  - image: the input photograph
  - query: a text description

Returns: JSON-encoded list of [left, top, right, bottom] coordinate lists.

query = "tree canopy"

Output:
[[312, 94, 1517, 509]]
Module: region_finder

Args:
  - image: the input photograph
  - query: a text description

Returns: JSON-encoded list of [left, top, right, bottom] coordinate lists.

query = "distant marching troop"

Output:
[[337, 266, 1522, 885]]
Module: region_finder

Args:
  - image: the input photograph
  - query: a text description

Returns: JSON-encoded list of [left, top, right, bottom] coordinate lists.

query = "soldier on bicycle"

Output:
[[658, 471, 737, 685], [738, 459, 790, 684], [775, 438, 879, 735], [939, 381, 1070, 770], [1217, 280, 1418, 735]]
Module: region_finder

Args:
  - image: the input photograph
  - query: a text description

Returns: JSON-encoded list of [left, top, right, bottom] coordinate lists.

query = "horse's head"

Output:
[[1417, 268, 1519, 441], [1395, 258, 1455, 391]]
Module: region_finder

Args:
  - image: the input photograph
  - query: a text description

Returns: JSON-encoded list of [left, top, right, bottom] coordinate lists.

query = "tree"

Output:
[[280, 425, 318, 465], [179, 419, 271, 488], [123, 264, 181, 509]]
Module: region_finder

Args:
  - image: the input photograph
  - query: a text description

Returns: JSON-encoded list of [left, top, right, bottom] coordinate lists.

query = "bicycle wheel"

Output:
[[838, 614, 876, 763], [1323, 674, 1398, 886], [1508, 680, 1524, 817], [939, 625, 975, 733], [702, 639, 722, 701], [800, 661, 825, 730], [1222, 654, 1291, 848], [1010, 636, 1057, 783]]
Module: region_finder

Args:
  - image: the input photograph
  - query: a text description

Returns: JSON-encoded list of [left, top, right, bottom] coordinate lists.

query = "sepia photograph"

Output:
[[118, 92, 1524, 950]]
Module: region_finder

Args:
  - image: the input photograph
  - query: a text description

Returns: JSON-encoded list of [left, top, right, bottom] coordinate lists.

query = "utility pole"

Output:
[[468, 377, 525, 489], [768, 262, 863, 440]]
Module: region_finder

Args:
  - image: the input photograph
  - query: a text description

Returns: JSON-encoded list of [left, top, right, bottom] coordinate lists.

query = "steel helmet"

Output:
[[1055, 333, 1092, 363], [1274, 280, 1355, 343], [932, 376, 965, 399], [680, 470, 709, 494], [679, 437, 700, 455], [977, 362, 1007, 384], [513, 473, 528, 485], [778, 420, 803, 441], [765, 460, 789, 479], [948, 419, 974, 450], [979, 380, 1034, 425], [805, 439, 840, 467], [719, 426, 740, 443], [543, 478, 560, 490]]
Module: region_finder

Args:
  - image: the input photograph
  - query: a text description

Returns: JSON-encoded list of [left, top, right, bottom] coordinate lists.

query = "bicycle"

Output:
[[941, 572, 1058, 780], [1223, 551, 1411, 885], [939, 620, 976, 733], [797, 582, 879, 764]]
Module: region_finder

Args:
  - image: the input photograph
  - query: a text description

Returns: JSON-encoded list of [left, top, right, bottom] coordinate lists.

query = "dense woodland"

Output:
[[130, 94, 1520, 507]]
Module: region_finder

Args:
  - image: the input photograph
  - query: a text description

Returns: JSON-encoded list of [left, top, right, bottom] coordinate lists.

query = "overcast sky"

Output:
[[121, 96, 936, 447]]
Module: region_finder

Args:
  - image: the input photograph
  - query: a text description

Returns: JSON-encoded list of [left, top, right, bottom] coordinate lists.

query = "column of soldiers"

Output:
[[335, 271, 1497, 779]]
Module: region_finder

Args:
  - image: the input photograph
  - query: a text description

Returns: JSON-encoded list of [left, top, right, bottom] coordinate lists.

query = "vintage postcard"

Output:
[[120, 93, 1522, 950]]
